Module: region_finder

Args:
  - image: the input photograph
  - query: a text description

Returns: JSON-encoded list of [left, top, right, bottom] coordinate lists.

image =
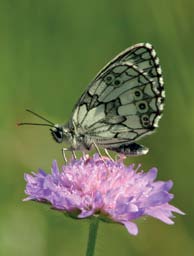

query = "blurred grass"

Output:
[[0, 0, 194, 255]]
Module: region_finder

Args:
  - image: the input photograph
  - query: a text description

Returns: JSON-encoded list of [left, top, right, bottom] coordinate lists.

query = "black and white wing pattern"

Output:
[[70, 43, 165, 155]]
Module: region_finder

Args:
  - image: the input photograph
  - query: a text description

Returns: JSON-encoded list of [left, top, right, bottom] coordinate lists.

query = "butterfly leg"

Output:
[[62, 148, 68, 163], [104, 148, 114, 161], [93, 142, 103, 158], [93, 143, 113, 161], [62, 148, 77, 162], [93, 142, 111, 174], [82, 151, 88, 160], [71, 150, 77, 159]]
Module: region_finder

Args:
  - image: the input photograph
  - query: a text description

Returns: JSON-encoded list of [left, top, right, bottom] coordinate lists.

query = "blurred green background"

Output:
[[0, 0, 194, 255]]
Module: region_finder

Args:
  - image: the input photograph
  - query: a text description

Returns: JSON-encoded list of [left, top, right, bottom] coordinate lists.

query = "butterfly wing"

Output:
[[95, 42, 164, 95], [69, 43, 164, 155]]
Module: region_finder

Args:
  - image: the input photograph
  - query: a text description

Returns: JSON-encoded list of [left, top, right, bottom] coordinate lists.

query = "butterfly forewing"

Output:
[[95, 43, 164, 95], [70, 43, 165, 155]]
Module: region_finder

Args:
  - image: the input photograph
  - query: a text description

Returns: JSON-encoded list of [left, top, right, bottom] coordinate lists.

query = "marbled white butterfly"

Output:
[[19, 43, 165, 159]]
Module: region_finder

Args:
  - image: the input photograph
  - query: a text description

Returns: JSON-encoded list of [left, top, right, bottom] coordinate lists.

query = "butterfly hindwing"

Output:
[[70, 43, 165, 155]]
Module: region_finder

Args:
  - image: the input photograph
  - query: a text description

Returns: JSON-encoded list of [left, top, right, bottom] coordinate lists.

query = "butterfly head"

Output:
[[50, 125, 64, 143], [50, 124, 73, 144], [18, 109, 74, 146]]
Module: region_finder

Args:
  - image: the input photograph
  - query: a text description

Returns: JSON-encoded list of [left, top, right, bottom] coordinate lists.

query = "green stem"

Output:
[[85, 217, 99, 256]]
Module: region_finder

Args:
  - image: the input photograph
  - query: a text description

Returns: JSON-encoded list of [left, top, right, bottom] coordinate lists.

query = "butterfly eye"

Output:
[[104, 74, 114, 84], [134, 89, 143, 100], [141, 114, 150, 127], [56, 130, 63, 139], [136, 101, 148, 113], [113, 77, 122, 87], [51, 127, 64, 143]]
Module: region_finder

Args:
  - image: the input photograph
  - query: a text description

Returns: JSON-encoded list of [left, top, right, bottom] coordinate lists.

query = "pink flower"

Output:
[[24, 154, 184, 235]]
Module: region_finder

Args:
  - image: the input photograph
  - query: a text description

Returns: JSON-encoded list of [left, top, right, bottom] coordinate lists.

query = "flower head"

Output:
[[24, 154, 184, 235]]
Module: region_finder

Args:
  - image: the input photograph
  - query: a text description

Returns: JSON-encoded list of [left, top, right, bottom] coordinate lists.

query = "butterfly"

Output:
[[19, 43, 165, 159]]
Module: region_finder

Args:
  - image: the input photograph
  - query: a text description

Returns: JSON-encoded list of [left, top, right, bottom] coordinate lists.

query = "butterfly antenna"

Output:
[[17, 109, 55, 127], [17, 122, 54, 127], [25, 109, 54, 125]]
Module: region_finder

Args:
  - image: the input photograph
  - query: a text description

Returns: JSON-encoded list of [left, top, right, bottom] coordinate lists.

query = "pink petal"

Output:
[[123, 221, 138, 235]]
